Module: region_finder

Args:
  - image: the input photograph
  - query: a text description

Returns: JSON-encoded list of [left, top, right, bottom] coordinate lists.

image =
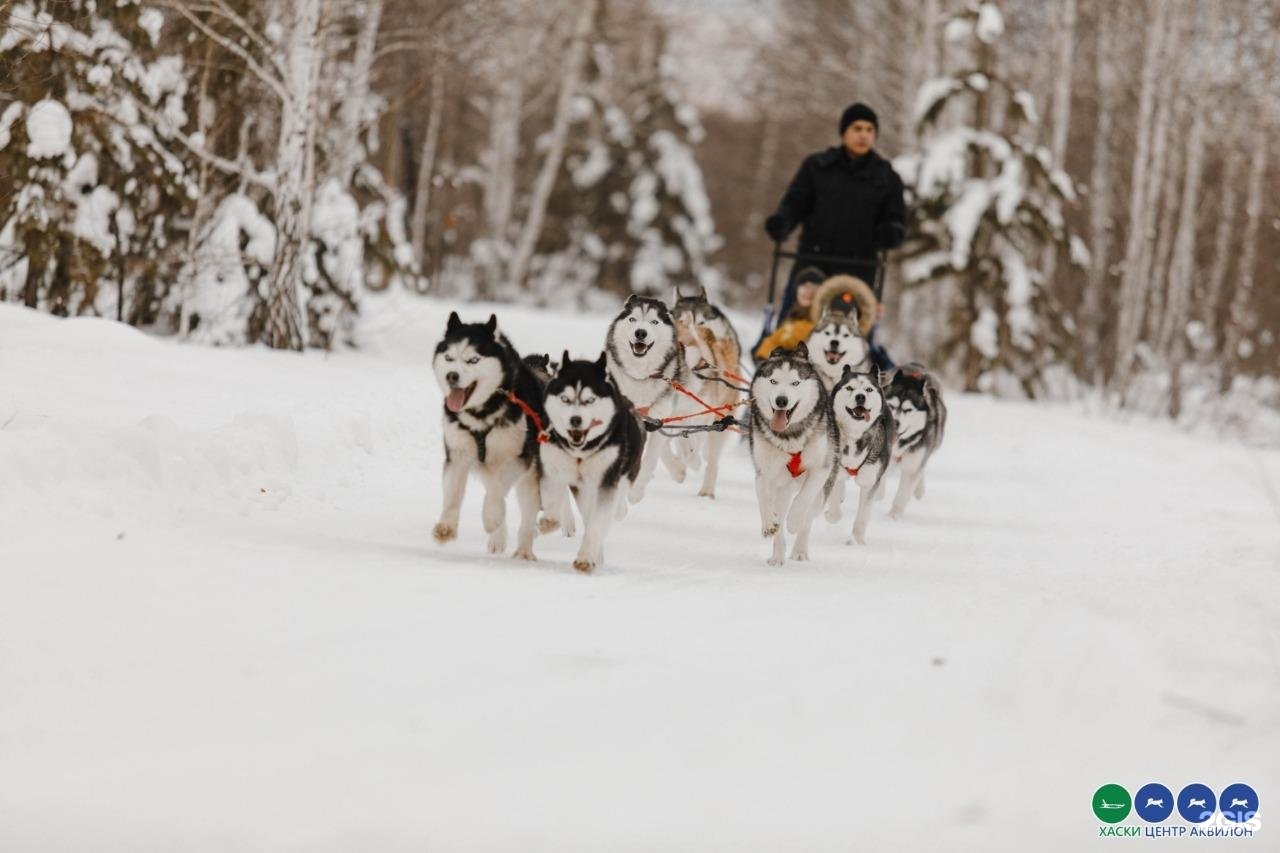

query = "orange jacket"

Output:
[[755, 317, 814, 361]]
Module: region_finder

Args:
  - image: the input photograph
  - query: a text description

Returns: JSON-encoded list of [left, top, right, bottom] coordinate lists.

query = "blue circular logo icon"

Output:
[[1219, 783, 1258, 823], [1135, 783, 1174, 822], [1177, 783, 1217, 823]]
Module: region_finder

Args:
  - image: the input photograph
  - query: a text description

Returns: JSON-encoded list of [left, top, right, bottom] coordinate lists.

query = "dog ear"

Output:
[[624, 293, 641, 308], [485, 314, 497, 334], [879, 367, 897, 388], [596, 350, 608, 370], [794, 340, 809, 359], [841, 363, 854, 379], [447, 311, 461, 332], [562, 349, 572, 367]]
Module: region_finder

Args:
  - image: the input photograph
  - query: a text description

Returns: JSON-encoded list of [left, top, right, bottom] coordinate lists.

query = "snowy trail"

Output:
[[2, 297, 1278, 851]]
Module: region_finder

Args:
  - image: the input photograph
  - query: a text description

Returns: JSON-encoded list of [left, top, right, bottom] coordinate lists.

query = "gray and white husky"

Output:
[[605, 294, 692, 500], [883, 362, 947, 519], [431, 312, 545, 559], [538, 352, 646, 573], [748, 342, 839, 566], [807, 311, 872, 390], [824, 365, 896, 544]]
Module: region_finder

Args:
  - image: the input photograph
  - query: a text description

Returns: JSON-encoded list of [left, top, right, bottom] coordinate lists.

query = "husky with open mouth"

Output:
[[883, 362, 947, 520], [605, 294, 692, 500], [748, 342, 839, 565], [431, 312, 546, 559], [807, 310, 872, 391], [824, 365, 896, 544], [538, 352, 646, 573]]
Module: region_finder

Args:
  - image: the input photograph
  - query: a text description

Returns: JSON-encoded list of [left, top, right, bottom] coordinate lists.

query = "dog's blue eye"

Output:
[[628, 317, 636, 323], [650, 320, 658, 325], [769, 378, 777, 385], [583, 397, 595, 405], [561, 395, 571, 404], [466, 357, 479, 365], [791, 381, 799, 387], [444, 355, 454, 362]]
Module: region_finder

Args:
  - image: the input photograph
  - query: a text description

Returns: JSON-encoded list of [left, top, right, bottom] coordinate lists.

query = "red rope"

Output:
[[506, 390, 550, 443], [659, 380, 739, 424]]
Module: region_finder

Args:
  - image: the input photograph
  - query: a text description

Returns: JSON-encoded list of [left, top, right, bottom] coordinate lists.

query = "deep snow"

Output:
[[1, 294, 1278, 851]]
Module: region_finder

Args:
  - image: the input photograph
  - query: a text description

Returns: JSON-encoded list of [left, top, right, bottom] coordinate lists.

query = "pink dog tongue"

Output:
[[770, 409, 789, 432], [445, 388, 468, 413]]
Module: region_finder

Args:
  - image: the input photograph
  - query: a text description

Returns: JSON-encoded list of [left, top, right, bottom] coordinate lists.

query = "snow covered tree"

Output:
[[537, 15, 722, 303], [895, 0, 1087, 395], [0, 2, 195, 320]]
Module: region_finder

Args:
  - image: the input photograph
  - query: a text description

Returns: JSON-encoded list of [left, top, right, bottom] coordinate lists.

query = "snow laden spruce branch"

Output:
[[893, 1, 1087, 397]]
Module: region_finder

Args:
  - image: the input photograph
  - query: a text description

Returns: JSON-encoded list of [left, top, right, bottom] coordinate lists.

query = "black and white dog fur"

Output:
[[883, 362, 947, 519], [807, 310, 873, 391], [605, 294, 692, 500], [824, 365, 896, 544], [431, 312, 545, 559], [748, 342, 839, 565], [538, 352, 646, 573]]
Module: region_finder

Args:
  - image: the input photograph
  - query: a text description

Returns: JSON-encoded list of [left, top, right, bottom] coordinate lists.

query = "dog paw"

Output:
[[851, 530, 866, 545], [762, 523, 779, 538], [486, 529, 507, 554], [628, 487, 646, 504], [512, 546, 536, 561], [670, 465, 686, 484], [537, 514, 560, 535], [698, 487, 716, 499], [888, 508, 904, 521], [572, 557, 596, 574], [790, 548, 809, 562], [825, 506, 841, 523], [432, 522, 457, 544], [766, 554, 785, 567]]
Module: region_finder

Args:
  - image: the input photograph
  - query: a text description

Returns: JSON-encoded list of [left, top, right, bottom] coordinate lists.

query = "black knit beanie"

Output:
[[795, 266, 827, 287], [839, 102, 878, 135]]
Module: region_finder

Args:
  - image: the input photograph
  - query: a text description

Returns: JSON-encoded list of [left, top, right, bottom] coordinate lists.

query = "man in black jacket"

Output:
[[765, 102, 906, 331]]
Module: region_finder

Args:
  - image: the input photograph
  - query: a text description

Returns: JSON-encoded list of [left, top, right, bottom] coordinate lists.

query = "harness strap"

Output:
[[846, 466, 860, 478], [505, 389, 550, 444]]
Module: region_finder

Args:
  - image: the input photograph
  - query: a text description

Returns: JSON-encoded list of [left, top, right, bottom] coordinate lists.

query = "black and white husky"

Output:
[[431, 312, 545, 559], [883, 362, 947, 519], [807, 311, 872, 390], [605, 294, 691, 500], [824, 365, 896, 544], [748, 342, 839, 566], [538, 352, 646, 573]]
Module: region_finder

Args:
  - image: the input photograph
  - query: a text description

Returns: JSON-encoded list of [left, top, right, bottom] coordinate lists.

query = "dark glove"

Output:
[[873, 221, 904, 250], [764, 214, 790, 243]]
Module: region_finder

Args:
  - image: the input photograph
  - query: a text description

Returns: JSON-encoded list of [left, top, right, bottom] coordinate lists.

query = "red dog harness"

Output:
[[787, 452, 805, 478]]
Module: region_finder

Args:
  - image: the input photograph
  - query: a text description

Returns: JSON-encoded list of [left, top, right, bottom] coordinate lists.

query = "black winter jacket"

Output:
[[766, 147, 907, 282]]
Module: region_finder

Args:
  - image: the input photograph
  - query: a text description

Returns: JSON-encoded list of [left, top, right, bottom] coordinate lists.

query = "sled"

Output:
[[753, 243, 887, 357]]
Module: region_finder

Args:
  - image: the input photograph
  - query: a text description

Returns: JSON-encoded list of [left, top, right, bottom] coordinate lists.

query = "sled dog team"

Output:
[[432, 292, 945, 571]]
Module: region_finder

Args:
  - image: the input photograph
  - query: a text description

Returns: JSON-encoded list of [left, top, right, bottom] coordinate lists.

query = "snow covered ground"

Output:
[[2, 294, 1278, 851]]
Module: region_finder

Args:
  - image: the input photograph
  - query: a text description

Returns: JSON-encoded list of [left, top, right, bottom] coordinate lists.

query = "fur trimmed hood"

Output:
[[810, 274, 878, 337]]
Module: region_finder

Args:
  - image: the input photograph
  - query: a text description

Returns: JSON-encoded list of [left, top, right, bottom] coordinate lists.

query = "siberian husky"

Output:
[[883, 362, 947, 519], [671, 284, 743, 498], [824, 365, 896, 544], [605, 294, 692, 500], [807, 310, 872, 390], [748, 342, 838, 565], [431, 312, 545, 559], [538, 352, 646, 573]]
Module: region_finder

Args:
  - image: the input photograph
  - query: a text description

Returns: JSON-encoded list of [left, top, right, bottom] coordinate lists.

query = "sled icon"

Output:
[[1098, 800, 1126, 810], [1145, 798, 1164, 808]]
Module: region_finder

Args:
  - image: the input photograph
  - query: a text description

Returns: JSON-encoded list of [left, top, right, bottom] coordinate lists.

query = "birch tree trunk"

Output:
[[1201, 149, 1239, 340], [265, 0, 323, 351], [1082, 0, 1115, 382], [410, 54, 446, 267], [505, 0, 598, 291], [1039, 0, 1076, 286], [1112, 0, 1169, 382], [329, 0, 384, 186]]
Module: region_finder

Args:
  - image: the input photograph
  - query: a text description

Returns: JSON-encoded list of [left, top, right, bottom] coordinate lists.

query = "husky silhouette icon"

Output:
[[1188, 798, 1207, 808], [1229, 797, 1249, 809], [1145, 797, 1164, 808]]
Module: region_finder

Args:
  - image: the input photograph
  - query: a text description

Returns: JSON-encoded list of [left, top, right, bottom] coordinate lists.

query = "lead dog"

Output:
[[605, 294, 691, 500], [882, 362, 947, 519], [431, 312, 544, 559], [538, 352, 646, 573], [824, 365, 896, 544], [748, 342, 838, 565]]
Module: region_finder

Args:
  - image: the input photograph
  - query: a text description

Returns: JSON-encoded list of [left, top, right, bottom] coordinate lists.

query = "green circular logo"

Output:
[[1093, 784, 1132, 823]]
